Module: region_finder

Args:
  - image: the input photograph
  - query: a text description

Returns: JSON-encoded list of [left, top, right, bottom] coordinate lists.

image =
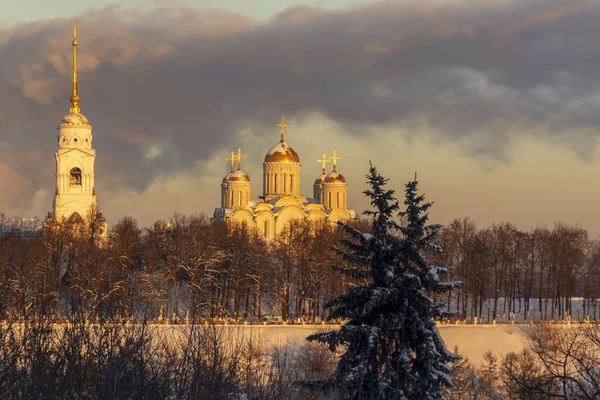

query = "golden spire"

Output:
[[330, 150, 342, 172], [69, 26, 81, 114], [317, 153, 330, 174], [226, 151, 238, 172], [236, 148, 247, 170], [276, 114, 290, 142]]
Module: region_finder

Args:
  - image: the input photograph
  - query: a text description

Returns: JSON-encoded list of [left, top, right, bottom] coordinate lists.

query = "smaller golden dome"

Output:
[[59, 112, 92, 129], [264, 140, 300, 164], [324, 170, 346, 184], [314, 173, 327, 185], [228, 169, 251, 183]]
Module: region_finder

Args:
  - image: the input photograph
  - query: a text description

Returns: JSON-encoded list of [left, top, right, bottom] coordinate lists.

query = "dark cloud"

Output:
[[1, 0, 600, 217]]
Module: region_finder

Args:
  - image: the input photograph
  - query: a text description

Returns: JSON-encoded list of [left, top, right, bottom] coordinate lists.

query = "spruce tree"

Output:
[[302, 163, 461, 399]]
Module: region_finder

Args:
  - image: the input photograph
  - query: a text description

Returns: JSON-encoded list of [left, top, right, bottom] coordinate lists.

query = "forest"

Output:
[[0, 211, 598, 323]]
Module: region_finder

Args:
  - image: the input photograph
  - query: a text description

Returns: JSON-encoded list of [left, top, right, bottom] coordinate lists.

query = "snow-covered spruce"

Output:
[[300, 163, 462, 400]]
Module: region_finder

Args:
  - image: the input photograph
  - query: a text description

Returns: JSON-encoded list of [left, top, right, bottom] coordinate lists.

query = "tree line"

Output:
[[0, 212, 598, 322], [0, 212, 364, 322], [435, 218, 600, 322]]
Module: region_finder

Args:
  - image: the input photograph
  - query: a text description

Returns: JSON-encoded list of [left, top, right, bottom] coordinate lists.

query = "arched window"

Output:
[[290, 175, 294, 192], [336, 192, 340, 208], [283, 174, 287, 193], [69, 168, 82, 187], [274, 174, 278, 193], [328, 192, 332, 209], [68, 212, 83, 224], [238, 191, 242, 206], [264, 221, 268, 237], [230, 191, 234, 207]]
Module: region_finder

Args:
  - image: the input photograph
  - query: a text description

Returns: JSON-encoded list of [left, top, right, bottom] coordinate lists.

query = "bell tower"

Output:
[[53, 27, 98, 224]]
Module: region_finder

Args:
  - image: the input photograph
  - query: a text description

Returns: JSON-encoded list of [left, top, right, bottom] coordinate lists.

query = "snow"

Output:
[[266, 141, 292, 156], [361, 233, 374, 241], [153, 324, 527, 366]]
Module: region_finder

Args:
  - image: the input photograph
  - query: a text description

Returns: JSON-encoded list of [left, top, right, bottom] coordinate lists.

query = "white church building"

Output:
[[49, 27, 107, 236], [213, 116, 355, 239]]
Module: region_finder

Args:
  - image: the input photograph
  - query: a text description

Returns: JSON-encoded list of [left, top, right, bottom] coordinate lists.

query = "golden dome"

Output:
[[314, 172, 327, 185], [324, 170, 346, 184], [59, 112, 92, 129], [264, 140, 300, 164], [228, 169, 251, 183]]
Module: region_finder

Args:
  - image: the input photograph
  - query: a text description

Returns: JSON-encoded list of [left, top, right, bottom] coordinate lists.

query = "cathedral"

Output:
[[46, 27, 354, 240], [213, 116, 355, 239], [49, 27, 107, 236]]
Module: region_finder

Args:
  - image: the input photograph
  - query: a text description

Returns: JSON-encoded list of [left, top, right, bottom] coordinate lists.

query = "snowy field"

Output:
[[153, 324, 528, 365]]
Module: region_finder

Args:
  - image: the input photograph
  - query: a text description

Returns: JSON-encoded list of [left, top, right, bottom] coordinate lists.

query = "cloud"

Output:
[[1, 0, 600, 226]]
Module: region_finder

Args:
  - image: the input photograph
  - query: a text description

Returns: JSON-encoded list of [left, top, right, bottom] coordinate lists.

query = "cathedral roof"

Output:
[[314, 171, 327, 185], [324, 167, 346, 184], [264, 140, 300, 164], [221, 172, 232, 184], [228, 169, 251, 183], [59, 112, 92, 129]]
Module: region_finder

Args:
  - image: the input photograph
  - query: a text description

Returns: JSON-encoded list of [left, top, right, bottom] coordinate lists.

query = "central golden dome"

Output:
[[264, 140, 300, 164]]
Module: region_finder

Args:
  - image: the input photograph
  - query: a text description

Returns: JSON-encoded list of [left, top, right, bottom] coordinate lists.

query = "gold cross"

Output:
[[236, 148, 247, 170], [276, 114, 290, 141], [317, 153, 331, 172], [226, 151, 238, 172], [330, 150, 342, 169]]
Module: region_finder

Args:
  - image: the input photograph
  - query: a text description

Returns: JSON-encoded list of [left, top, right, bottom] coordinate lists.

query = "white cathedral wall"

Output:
[[226, 182, 252, 209], [322, 183, 347, 210], [263, 162, 301, 199], [254, 211, 275, 240], [275, 205, 306, 236]]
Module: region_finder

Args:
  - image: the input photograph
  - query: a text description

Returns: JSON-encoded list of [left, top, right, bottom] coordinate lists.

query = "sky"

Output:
[[2, 0, 364, 22], [2, 0, 600, 236]]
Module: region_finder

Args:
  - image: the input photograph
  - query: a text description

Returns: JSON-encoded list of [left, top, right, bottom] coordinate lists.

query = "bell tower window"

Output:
[[69, 168, 82, 187]]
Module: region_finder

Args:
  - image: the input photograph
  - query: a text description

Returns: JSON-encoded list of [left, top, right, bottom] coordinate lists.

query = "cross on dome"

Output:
[[330, 150, 342, 171], [226, 151, 238, 172], [236, 148, 247, 170], [317, 153, 331, 173], [276, 114, 290, 142]]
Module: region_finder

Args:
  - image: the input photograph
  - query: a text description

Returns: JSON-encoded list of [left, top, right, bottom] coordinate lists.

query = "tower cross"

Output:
[[330, 150, 342, 171], [236, 148, 247, 170], [226, 151, 238, 172], [276, 114, 290, 141], [317, 153, 330, 173]]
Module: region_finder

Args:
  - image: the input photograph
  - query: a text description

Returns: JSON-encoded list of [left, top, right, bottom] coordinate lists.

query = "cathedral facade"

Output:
[[213, 116, 355, 239], [50, 27, 106, 236]]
